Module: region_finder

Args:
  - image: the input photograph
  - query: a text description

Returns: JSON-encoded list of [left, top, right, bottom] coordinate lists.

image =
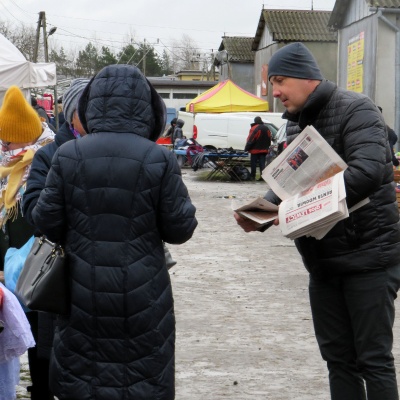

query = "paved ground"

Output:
[[15, 166, 400, 399]]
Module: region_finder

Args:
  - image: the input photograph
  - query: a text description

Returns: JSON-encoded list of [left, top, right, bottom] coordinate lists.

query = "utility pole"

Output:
[[33, 12, 48, 63], [33, 11, 59, 127], [34, 12, 57, 62]]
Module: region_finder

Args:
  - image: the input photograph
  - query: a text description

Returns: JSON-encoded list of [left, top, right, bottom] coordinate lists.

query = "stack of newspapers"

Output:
[[235, 125, 369, 240]]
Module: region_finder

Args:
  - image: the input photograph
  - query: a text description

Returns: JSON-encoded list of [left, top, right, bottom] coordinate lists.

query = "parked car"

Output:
[[176, 111, 285, 151], [273, 121, 287, 154]]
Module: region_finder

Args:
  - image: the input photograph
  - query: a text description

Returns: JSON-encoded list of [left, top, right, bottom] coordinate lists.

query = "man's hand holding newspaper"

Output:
[[235, 125, 369, 240]]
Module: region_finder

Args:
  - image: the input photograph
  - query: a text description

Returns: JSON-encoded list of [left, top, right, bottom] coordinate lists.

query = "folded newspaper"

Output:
[[236, 125, 369, 240], [234, 197, 279, 228]]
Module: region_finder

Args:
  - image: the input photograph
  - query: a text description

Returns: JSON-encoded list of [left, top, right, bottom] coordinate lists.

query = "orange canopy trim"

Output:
[[186, 79, 269, 113]]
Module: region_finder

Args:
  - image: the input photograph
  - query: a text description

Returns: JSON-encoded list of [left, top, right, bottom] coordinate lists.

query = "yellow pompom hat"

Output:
[[0, 85, 42, 143]]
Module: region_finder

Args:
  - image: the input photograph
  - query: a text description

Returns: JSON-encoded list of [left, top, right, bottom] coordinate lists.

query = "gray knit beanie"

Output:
[[268, 42, 324, 81], [63, 78, 90, 124]]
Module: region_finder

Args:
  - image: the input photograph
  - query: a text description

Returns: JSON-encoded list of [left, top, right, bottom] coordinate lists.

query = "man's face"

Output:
[[269, 76, 318, 114]]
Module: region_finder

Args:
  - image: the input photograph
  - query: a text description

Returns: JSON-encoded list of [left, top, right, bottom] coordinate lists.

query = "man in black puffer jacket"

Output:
[[234, 42, 400, 400], [30, 65, 197, 400]]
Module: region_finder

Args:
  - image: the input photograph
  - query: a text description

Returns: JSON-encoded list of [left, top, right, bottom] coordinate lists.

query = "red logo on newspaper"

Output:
[[316, 177, 332, 188], [286, 204, 322, 223]]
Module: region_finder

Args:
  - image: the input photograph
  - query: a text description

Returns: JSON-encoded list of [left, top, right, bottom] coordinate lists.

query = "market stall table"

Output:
[[174, 149, 249, 181]]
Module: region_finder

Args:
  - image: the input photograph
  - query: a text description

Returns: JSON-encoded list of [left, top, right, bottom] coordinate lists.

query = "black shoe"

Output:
[[257, 177, 264, 181]]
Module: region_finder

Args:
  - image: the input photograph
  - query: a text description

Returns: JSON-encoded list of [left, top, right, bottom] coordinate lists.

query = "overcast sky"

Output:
[[2, 0, 336, 57]]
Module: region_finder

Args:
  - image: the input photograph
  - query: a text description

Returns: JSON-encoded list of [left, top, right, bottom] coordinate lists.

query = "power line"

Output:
[[4, 0, 245, 53], [0, 1, 28, 25], [6, 0, 33, 20], [1, 0, 241, 68]]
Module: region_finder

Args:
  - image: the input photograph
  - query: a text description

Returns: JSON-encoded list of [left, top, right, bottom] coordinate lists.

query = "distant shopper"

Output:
[[388, 126, 399, 167], [51, 102, 65, 128], [31, 96, 56, 132], [31, 96, 49, 123], [245, 116, 271, 180], [164, 117, 177, 138], [274, 121, 287, 155], [378, 106, 399, 167], [172, 118, 185, 148]]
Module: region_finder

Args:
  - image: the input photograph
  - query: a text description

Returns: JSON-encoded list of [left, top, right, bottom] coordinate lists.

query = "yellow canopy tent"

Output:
[[186, 79, 269, 113]]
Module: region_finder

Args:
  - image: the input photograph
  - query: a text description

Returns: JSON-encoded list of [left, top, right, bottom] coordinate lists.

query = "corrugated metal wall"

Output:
[[337, 17, 378, 99], [253, 41, 337, 113]]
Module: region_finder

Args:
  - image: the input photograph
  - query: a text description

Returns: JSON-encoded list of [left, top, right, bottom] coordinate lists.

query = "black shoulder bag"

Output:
[[15, 236, 69, 315]]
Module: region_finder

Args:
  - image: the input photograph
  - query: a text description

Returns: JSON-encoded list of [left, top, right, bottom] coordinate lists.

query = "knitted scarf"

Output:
[[0, 124, 55, 229]]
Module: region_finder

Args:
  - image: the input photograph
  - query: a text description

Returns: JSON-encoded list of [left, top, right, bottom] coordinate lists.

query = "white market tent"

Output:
[[0, 33, 56, 105]]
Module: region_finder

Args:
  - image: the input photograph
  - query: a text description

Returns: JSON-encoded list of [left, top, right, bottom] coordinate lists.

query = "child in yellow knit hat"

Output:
[[0, 85, 55, 400], [0, 86, 54, 226], [0, 86, 43, 144]]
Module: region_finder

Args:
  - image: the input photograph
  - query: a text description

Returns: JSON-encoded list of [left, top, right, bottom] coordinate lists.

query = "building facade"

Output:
[[147, 77, 218, 113], [252, 9, 338, 112], [214, 37, 255, 93], [329, 0, 400, 133]]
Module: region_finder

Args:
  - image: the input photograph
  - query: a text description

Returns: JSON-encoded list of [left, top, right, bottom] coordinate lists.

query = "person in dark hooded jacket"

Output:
[[378, 107, 399, 167], [24, 78, 90, 226], [164, 117, 177, 138], [30, 65, 197, 400], [22, 78, 90, 400], [234, 43, 400, 400], [172, 118, 185, 147]]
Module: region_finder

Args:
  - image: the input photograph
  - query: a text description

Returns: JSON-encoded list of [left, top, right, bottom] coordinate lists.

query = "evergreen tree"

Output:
[[98, 46, 118, 70], [76, 42, 99, 77], [49, 47, 73, 77], [0, 19, 202, 79], [136, 42, 163, 76], [117, 43, 138, 65], [160, 49, 173, 76]]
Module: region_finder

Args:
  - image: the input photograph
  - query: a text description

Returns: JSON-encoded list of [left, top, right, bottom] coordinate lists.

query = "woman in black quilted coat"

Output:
[[31, 64, 197, 400]]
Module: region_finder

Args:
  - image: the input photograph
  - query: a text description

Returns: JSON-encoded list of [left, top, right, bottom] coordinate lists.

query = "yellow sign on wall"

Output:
[[347, 32, 364, 93]]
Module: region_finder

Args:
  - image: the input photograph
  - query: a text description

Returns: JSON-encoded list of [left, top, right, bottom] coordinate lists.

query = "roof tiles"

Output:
[[218, 37, 255, 62], [367, 0, 400, 7], [262, 10, 337, 42]]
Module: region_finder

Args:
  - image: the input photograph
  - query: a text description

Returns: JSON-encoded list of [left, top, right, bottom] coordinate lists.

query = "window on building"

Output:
[[172, 93, 198, 99], [158, 93, 170, 99]]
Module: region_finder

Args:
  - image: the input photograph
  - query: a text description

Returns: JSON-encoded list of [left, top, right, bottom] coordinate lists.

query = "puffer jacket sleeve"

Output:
[[158, 150, 197, 244], [341, 98, 388, 208], [31, 148, 66, 242], [22, 146, 52, 227], [264, 189, 281, 205]]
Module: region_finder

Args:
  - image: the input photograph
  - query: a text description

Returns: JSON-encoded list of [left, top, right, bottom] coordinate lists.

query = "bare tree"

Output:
[[0, 20, 36, 60], [0, 20, 13, 39], [170, 34, 201, 72]]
